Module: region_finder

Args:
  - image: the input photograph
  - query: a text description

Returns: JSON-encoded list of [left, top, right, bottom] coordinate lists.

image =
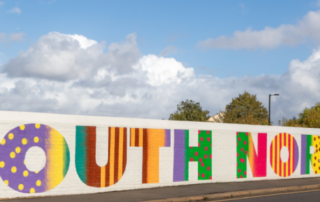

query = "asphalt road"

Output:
[[2, 178, 320, 202], [208, 189, 320, 202]]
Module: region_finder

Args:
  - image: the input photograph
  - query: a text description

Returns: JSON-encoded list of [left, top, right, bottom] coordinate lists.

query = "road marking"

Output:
[[211, 188, 320, 201]]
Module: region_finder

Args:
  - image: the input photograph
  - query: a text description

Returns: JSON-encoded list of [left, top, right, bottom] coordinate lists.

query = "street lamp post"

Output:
[[269, 94, 279, 125]]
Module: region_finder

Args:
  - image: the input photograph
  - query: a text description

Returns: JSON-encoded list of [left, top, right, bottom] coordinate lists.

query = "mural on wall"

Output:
[[236, 132, 267, 179], [269, 133, 299, 177], [173, 130, 212, 182], [130, 128, 170, 183], [0, 124, 70, 193], [1, 117, 320, 197], [75, 126, 127, 188], [301, 135, 320, 175]]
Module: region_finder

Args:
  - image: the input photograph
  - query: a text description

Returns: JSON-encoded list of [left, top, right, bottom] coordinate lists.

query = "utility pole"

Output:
[[269, 94, 279, 125]]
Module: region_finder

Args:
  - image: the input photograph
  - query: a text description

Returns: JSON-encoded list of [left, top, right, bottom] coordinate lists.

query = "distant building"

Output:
[[208, 112, 225, 123]]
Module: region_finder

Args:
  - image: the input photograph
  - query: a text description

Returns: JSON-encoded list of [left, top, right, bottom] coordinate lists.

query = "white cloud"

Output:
[[0, 2, 4, 6], [0, 33, 26, 44], [3, 32, 140, 81], [197, 10, 320, 50], [160, 45, 178, 56], [69, 34, 97, 49], [8, 7, 21, 14], [1, 32, 320, 124], [9, 33, 25, 42], [134, 55, 194, 86]]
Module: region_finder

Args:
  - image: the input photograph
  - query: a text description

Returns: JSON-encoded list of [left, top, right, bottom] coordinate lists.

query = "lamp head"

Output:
[[274, 94, 279, 96]]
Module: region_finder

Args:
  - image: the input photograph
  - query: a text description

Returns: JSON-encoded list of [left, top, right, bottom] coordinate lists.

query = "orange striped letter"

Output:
[[75, 126, 127, 187], [130, 128, 170, 183]]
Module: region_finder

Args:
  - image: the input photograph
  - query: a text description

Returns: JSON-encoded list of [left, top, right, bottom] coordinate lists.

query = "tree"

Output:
[[222, 91, 269, 125], [169, 99, 210, 121], [280, 116, 301, 127], [281, 102, 320, 128]]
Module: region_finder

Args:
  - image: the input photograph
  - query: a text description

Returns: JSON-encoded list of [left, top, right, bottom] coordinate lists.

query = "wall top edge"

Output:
[[0, 110, 319, 133]]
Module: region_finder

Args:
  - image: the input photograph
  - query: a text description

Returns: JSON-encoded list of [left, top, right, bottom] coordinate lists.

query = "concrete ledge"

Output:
[[142, 184, 320, 202]]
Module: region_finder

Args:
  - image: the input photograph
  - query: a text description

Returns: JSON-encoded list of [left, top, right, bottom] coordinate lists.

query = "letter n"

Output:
[[237, 132, 267, 178]]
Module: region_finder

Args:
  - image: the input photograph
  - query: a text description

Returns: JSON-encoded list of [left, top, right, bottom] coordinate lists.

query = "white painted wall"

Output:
[[0, 110, 318, 199]]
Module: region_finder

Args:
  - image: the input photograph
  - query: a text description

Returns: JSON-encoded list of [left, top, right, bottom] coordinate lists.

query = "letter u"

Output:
[[75, 126, 127, 187]]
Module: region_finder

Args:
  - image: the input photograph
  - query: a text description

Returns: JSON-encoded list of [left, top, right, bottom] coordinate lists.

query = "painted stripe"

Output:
[[114, 127, 120, 183], [139, 128, 143, 147], [277, 134, 279, 175], [101, 166, 105, 187], [287, 134, 290, 176], [278, 134, 281, 176], [142, 129, 148, 183], [285, 133, 287, 177], [293, 135, 295, 174], [148, 129, 166, 183], [286, 133, 289, 177], [283, 133, 286, 177], [304, 135, 309, 174], [300, 135, 305, 174], [165, 129, 171, 147], [289, 135, 291, 176], [122, 128, 127, 178], [280, 133, 287, 177], [109, 127, 116, 186], [173, 130, 185, 182], [184, 130, 189, 181], [278, 134, 280, 176], [290, 135, 293, 175], [131, 128, 135, 146], [270, 138, 273, 172], [87, 127, 101, 187], [279, 133, 284, 177], [293, 135, 296, 174], [75, 126, 87, 184], [63, 136, 70, 178], [288, 134, 290, 176], [135, 128, 139, 146], [46, 127, 67, 190], [272, 138, 275, 172], [248, 132, 252, 172], [105, 128, 111, 187], [118, 128, 124, 180], [279, 133, 281, 176]]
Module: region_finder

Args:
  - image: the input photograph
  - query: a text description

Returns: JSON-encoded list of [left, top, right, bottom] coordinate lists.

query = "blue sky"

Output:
[[1, 0, 318, 76], [1, 0, 320, 124]]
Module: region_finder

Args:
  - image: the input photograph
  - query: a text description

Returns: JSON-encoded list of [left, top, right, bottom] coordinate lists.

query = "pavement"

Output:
[[3, 177, 320, 202], [204, 188, 320, 202]]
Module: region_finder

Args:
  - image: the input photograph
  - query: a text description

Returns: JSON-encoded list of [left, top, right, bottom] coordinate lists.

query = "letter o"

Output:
[[0, 124, 70, 193], [269, 133, 299, 177]]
